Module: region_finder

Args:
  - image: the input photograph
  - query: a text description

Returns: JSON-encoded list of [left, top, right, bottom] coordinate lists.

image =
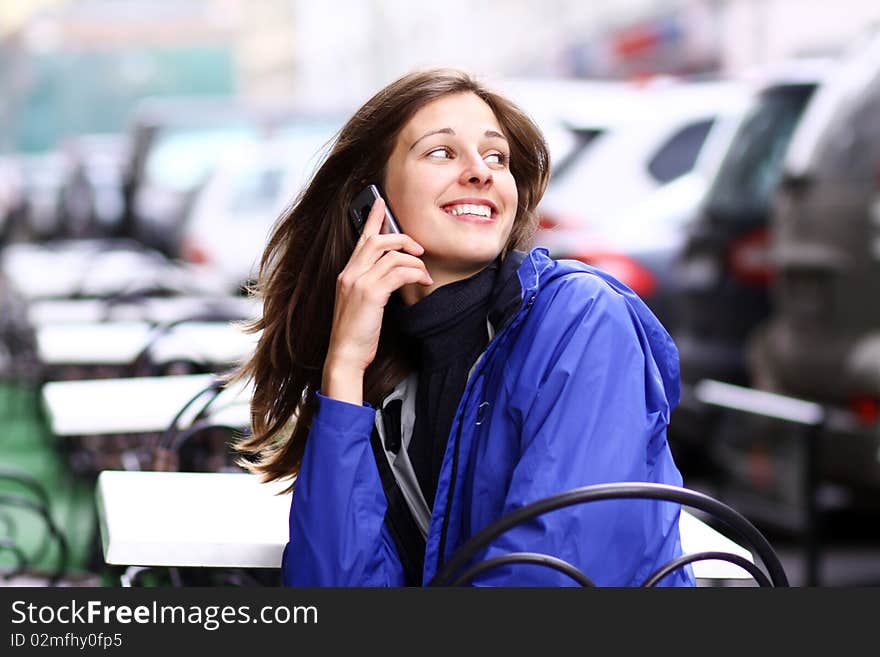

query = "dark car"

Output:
[[749, 30, 880, 491], [668, 60, 832, 451]]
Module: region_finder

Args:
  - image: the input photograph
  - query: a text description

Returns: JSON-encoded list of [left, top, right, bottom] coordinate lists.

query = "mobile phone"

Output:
[[349, 185, 402, 235]]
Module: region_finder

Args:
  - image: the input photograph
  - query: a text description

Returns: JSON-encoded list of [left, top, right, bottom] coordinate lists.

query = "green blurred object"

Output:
[[0, 382, 97, 581], [7, 45, 235, 153]]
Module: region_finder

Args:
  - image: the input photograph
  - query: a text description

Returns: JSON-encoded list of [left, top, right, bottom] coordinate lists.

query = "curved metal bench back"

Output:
[[429, 482, 788, 587]]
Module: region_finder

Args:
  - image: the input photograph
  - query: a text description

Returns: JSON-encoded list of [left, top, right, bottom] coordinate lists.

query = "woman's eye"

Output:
[[485, 152, 508, 166], [426, 147, 452, 159]]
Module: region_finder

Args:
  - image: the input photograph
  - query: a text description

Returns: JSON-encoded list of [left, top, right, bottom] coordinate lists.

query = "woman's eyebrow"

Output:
[[410, 128, 508, 150]]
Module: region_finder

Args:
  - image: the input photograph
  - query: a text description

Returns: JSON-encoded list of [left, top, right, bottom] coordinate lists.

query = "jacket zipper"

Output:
[[434, 291, 536, 575]]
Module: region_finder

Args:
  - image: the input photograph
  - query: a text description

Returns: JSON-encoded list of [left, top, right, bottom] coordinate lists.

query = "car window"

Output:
[[647, 119, 714, 184], [225, 127, 337, 218], [704, 84, 816, 221], [228, 166, 285, 214], [144, 127, 256, 192], [821, 80, 880, 180], [549, 128, 604, 181]]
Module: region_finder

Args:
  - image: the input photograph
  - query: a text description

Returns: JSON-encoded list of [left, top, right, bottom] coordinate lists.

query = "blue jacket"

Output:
[[282, 248, 694, 586]]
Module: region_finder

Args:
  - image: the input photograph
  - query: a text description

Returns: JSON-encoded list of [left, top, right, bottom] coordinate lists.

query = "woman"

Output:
[[235, 68, 694, 587]]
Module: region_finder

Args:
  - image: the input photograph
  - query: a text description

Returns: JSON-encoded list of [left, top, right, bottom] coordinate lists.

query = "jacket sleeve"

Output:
[[281, 392, 406, 586], [473, 278, 694, 587]]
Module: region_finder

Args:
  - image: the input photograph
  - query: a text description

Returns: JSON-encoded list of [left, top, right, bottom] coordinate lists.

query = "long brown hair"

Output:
[[232, 68, 551, 487]]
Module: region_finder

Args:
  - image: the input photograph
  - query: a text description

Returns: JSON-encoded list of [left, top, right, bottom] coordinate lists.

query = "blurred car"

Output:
[[494, 77, 646, 177], [672, 59, 833, 390], [120, 97, 301, 257], [0, 155, 26, 243], [15, 151, 69, 241], [180, 120, 339, 294], [531, 80, 748, 327], [748, 31, 880, 491], [56, 132, 129, 239]]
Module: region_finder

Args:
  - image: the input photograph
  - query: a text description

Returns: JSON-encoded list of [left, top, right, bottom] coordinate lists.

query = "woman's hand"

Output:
[[322, 198, 432, 405]]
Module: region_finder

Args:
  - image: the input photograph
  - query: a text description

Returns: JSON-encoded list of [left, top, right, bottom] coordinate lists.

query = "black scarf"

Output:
[[393, 251, 525, 508]]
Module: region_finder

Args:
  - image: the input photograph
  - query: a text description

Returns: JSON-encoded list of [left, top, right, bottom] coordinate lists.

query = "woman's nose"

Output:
[[459, 151, 493, 186]]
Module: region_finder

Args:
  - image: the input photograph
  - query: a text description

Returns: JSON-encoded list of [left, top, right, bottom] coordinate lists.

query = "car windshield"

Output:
[[144, 127, 256, 192], [227, 165, 286, 215], [704, 84, 816, 221], [228, 123, 336, 216]]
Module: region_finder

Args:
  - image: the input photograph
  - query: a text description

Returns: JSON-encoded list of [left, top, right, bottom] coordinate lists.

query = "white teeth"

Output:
[[446, 203, 492, 217]]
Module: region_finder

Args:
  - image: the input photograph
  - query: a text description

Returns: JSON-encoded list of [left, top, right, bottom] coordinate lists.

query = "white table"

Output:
[[96, 471, 756, 580], [27, 295, 260, 326], [97, 471, 290, 570], [36, 320, 258, 367], [37, 321, 155, 365], [146, 322, 259, 366], [678, 510, 754, 580], [42, 373, 251, 437], [1, 240, 225, 301]]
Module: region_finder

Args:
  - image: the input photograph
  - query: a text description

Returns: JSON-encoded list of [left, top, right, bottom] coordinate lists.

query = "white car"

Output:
[[520, 80, 748, 331], [180, 122, 339, 293], [569, 86, 752, 261], [493, 76, 648, 176], [533, 80, 748, 251]]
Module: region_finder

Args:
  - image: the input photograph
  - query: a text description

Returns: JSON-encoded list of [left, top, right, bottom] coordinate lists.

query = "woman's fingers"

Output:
[[325, 197, 431, 379], [351, 197, 388, 255], [353, 198, 423, 257], [338, 250, 431, 296], [359, 196, 387, 239], [364, 250, 432, 287], [378, 265, 434, 292]]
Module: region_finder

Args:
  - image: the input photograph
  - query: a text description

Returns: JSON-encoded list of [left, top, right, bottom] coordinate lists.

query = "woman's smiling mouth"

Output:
[[441, 200, 497, 223]]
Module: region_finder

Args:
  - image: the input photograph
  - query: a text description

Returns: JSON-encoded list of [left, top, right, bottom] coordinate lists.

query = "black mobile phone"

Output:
[[349, 185, 402, 235]]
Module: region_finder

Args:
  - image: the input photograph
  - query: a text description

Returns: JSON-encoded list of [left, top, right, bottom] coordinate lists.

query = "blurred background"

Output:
[[1, 0, 880, 587]]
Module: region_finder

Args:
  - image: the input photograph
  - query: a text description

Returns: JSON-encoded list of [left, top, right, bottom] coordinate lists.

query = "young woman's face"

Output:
[[383, 92, 518, 285]]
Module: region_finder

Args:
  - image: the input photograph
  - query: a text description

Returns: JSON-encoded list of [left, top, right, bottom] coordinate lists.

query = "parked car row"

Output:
[[667, 56, 833, 497], [665, 30, 880, 516], [748, 31, 880, 494], [0, 74, 820, 307], [498, 31, 880, 516], [674, 58, 831, 388]]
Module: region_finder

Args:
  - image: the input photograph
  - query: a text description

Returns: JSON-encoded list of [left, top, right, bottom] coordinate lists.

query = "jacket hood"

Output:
[[517, 247, 681, 410]]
